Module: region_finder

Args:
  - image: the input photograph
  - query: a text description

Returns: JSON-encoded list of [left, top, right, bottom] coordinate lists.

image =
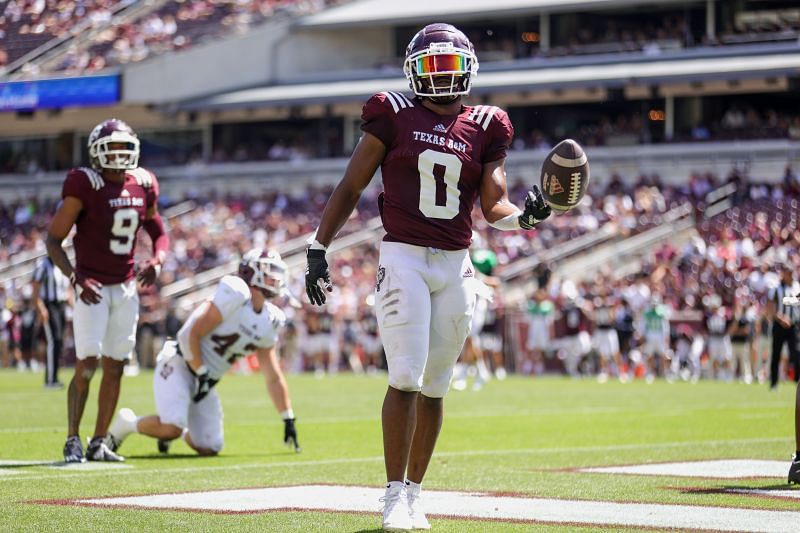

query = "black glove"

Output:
[[518, 185, 551, 230], [70, 271, 103, 305], [283, 418, 301, 453], [193, 370, 213, 403], [305, 248, 332, 306]]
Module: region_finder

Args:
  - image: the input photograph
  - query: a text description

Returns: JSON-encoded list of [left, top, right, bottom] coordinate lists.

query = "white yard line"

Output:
[[71, 484, 800, 532], [580, 459, 789, 479], [4, 436, 790, 482]]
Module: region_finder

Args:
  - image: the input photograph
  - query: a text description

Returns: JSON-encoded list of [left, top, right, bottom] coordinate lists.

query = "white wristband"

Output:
[[195, 364, 209, 376], [309, 239, 327, 251], [488, 209, 523, 231]]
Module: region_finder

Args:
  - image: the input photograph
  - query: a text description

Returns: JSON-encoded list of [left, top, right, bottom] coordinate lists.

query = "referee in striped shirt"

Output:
[[766, 263, 800, 389], [31, 256, 70, 388]]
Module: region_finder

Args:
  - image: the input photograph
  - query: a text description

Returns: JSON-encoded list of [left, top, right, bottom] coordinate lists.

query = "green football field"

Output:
[[0, 369, 798, 531]]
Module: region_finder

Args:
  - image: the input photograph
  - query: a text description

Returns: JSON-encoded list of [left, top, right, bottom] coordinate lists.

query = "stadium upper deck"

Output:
[[1, 0, 799, 185]]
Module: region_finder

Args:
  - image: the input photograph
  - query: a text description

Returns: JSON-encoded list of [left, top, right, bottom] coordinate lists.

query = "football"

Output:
[[540, 139, 590, 213]]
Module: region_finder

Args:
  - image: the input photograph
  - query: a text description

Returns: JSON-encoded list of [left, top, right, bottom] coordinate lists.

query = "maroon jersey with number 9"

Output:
[[61, 166, 159, 284], [361, 91, 513, 250]]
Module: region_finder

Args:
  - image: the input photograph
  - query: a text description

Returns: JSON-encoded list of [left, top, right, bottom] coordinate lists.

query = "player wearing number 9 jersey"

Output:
[[107, 249, 300, 456], [304, 23, 552, 531], [46, 119, 169, 464]]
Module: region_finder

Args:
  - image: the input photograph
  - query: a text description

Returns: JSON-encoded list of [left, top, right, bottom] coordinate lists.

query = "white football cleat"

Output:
[[381, 482, 412, 531], [406, 481, 431, 530], [108, 408, 138, 452]]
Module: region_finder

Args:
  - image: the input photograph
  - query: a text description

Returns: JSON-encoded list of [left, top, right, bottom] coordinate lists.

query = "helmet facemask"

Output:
[[404, 41, 478, 101], [88, 120, 140, 171], [238, 249, 289, 300]]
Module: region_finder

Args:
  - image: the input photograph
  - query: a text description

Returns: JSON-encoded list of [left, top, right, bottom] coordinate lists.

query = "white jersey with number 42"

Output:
[[177, 275, 285, 380]]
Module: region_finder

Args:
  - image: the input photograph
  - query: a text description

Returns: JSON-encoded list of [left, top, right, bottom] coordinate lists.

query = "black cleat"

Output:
[[789, 454, 800, 484], [63, 435, 85, 463], [86, 437, 125, 462], [157, 439, 171, 454]]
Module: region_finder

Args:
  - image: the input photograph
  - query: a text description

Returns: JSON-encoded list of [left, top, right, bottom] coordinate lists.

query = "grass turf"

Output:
[[0, 369, 797, 531]]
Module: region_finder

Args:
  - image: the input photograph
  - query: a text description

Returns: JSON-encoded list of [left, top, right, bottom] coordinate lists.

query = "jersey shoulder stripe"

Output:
[[380, 91, 414, 114], [77, 167, 104, 190], [128, 167, 155, 188], [467, 105, 499, 131]]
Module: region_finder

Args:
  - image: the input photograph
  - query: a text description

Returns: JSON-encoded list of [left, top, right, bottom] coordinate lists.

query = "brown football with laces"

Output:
[[539, 139, 590, 213]]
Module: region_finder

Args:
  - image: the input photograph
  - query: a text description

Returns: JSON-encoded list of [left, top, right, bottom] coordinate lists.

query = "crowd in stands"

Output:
[[3, 2, 800, 74], [1, 0, 124, 68], [514, 169, 800, 385], [56, 0, 342, 74], [5, 167, 800, 389]]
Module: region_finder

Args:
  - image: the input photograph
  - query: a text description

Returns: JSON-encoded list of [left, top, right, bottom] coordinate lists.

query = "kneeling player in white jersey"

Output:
[[108, 249, 300, 455]]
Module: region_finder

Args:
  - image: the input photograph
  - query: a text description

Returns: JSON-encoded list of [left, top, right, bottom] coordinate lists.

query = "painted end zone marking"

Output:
[[0, 459, 131, 474], [677, 487, 800, 502], [40, 484, 800, 532], [47, 462, 132, 471], [580, 460, 788, 479]]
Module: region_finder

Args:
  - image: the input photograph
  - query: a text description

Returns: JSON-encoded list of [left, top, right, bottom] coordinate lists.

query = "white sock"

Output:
[[476, 359, 491, 381], [132, 416, 142, 434], [405, 479, 421, 494]]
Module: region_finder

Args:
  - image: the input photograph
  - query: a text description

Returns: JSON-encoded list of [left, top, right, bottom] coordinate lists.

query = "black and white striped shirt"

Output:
[[32, 257, 69, 303], [769, 282, 800, 325]]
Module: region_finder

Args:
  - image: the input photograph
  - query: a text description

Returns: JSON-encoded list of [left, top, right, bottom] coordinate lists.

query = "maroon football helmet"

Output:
[[87, 118, 140, 171], [403, 23, 479, 101]]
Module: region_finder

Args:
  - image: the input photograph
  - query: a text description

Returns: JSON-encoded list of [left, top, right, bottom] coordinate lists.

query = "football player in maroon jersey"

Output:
[[46, 119, 169, 463], [304, 23, 551, 531]]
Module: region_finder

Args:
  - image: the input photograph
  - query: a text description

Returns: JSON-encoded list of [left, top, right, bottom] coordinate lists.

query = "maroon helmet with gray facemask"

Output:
[[403, 23, 479, 101], [87, 118, 140, 171]]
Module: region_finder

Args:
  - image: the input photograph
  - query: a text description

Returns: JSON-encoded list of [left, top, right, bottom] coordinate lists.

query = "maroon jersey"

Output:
[[62, 167, 159, 284], [361, 91, 513, 250]]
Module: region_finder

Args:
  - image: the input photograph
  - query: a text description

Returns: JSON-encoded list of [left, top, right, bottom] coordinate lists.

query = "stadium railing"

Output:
[[164, 216, 384, 309], [0, 200, 197, 286], [2, 0, 169, 80]]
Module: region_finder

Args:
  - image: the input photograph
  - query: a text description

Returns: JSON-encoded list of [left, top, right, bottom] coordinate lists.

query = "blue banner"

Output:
[[0, 74, 120, 111]]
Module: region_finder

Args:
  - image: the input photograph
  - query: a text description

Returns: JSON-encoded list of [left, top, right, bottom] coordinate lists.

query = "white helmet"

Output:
[[238, 248, 288, 298], [87, 118, 140, 171]]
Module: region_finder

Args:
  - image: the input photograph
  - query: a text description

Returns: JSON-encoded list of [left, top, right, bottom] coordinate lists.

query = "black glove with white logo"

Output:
[[305, 248, 332, 306], [193, 369, 214, 403], [284, 418, 301, 453], [518, 185, 551, 230]]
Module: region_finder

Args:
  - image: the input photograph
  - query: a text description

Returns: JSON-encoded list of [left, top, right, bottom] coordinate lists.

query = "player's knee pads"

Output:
[[421, 372, 451, 398], [421, 350, 462, 398], [387, 365, 423, 392], [204, 438, 224, 454]]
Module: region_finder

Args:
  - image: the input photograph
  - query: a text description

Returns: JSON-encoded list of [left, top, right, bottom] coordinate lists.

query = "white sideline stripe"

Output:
[[47, 462, 133, 471], [581, 460, 789, 479], [550, 152, 588, 168], [731, 489, 800, 499], [4, 437, 789, 482], [74, 484, 800, 532]]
